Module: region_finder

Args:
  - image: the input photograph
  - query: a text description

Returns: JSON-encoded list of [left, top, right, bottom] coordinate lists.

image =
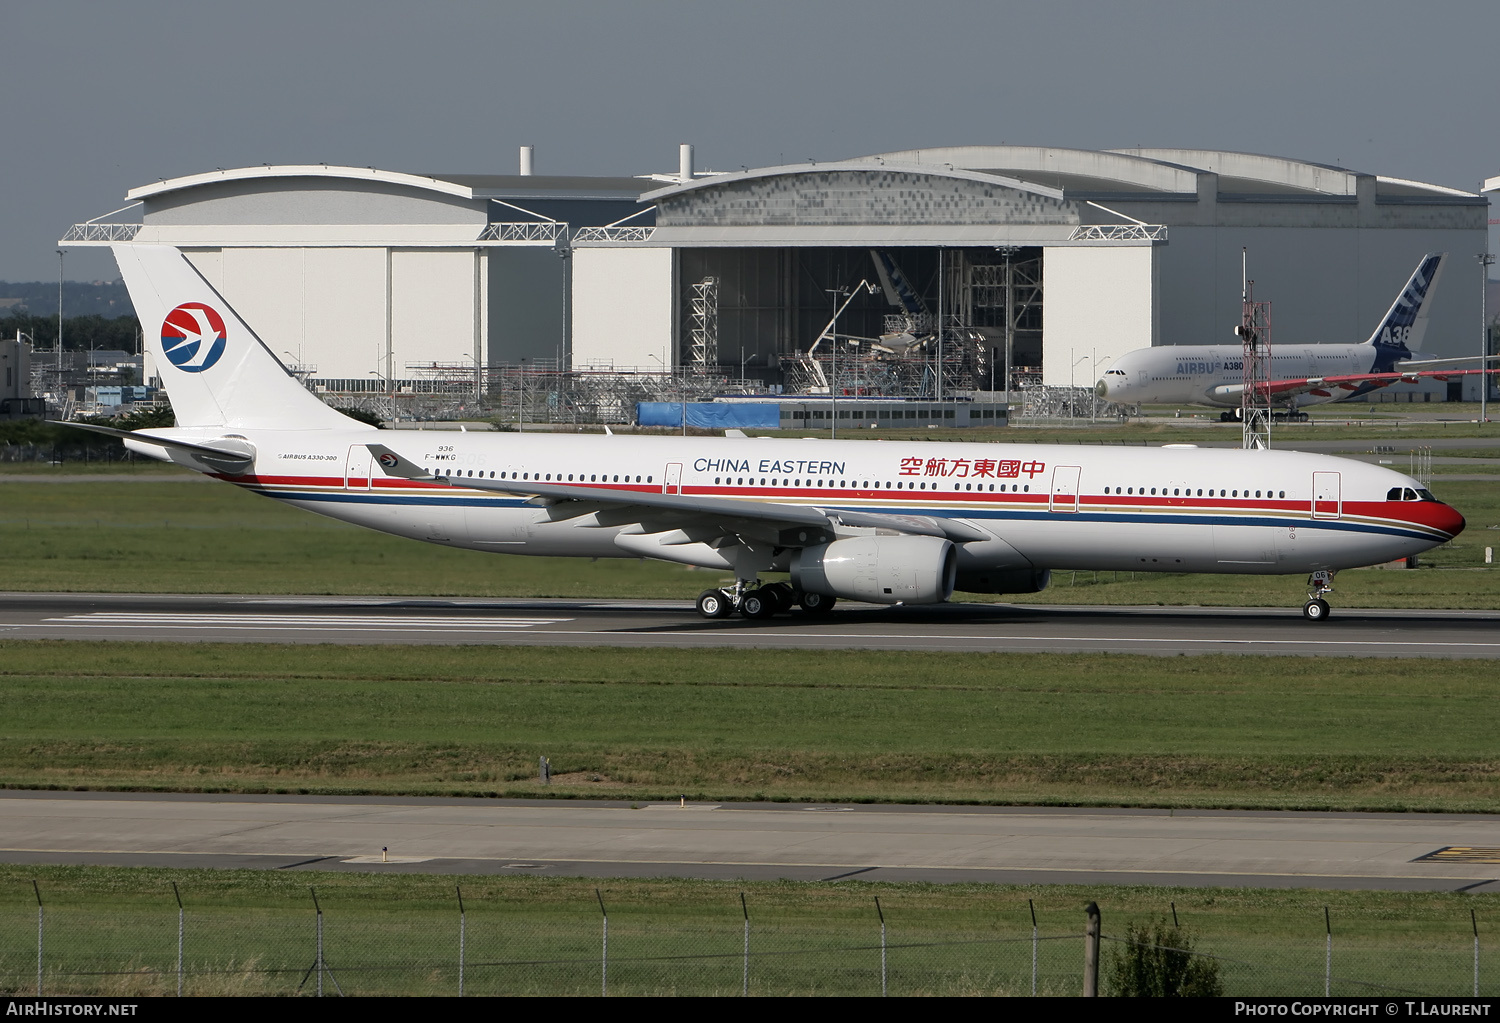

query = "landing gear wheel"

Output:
[[696, 589, 734, 619], [798, 591, 837, 616], [764, 582, 795, 613], [1302, 598, 1331, 622], [741, 588, 778, 620]]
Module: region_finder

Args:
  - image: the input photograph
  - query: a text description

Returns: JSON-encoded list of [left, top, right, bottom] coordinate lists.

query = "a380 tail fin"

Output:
[[1364, 252, 1446, 356], [113, 244, 364, 431]]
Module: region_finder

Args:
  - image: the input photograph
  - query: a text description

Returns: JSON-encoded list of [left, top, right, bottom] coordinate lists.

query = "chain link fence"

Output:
[[0, 883, 1491, 997]]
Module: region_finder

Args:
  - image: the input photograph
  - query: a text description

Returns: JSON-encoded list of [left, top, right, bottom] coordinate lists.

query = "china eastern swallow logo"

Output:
[[377, 452, 400, 470], [161, 303, 227, 373]]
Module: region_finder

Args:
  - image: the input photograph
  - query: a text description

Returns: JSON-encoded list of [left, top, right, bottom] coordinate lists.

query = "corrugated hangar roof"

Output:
[[639, 160, 1066, 204]]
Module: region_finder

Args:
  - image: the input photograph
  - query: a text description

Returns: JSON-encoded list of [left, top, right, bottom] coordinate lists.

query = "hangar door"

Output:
[[1041, 245, 1158, 387], [572, 247, 674, 370], [185, 247, 390, 381], [390, 249, 479, 375]]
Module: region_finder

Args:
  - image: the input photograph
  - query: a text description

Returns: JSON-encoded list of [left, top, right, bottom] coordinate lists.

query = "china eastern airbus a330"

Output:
[[69, 245, 1465, 623], [1096, 253, 1497, 418]]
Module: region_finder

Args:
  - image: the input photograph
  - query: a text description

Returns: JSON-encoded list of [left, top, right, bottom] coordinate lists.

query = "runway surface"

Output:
[[2, 591, 1497, 656], [3, 792, 1497, 891]]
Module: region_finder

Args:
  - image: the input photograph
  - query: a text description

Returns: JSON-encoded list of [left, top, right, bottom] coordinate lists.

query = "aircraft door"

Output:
[[1312, 472, 1341, 519], [664, 462, 682, 495], [345, 445, 372, 491], [1050, 465, 1081, 513]]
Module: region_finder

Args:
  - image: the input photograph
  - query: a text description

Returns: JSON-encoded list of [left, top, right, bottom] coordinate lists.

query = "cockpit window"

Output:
[[1386, 487, 1401, 501], [1416, 489, 1437, 502], [1402, 488, 1418, 501]]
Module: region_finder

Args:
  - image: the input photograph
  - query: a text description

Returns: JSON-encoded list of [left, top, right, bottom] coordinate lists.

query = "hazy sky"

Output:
[[5, 0, 1497, 283]]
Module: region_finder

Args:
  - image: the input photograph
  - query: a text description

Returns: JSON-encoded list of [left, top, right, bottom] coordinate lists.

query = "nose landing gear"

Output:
[[1302, 570, 1335, 621]]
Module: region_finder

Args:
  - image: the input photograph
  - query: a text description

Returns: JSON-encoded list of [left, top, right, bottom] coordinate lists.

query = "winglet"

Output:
[[365, 443, 436, 480]]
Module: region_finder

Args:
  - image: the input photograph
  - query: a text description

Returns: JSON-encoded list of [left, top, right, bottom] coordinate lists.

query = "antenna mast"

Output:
[[1238, 249, 1273, 450]]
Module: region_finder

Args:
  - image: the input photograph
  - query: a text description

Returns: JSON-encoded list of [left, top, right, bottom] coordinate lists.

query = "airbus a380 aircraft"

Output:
[[1096, 253, 1497, 417], [73, 245, 1465, 623]]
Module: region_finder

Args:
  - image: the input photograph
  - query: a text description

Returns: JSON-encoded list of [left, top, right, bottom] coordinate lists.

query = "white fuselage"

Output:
[[1098, 343, 1408, 408], [132, 427, 1462, 583]]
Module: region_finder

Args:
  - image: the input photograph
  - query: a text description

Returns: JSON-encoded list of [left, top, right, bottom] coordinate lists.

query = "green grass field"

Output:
[[3, 641, 1497, 810], [2, 865, 1494, 996]]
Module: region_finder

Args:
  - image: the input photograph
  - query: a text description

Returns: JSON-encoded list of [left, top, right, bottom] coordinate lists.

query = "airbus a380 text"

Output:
[[72, 245, 1466, 623]]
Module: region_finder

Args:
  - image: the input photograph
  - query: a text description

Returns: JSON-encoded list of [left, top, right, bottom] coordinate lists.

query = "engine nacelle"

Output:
[[791, 535, 956, 605], [954, 567, 1051, 595]]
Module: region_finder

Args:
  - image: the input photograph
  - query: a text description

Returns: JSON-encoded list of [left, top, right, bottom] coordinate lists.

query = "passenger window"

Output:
[[1279, 491, 1285, 498]]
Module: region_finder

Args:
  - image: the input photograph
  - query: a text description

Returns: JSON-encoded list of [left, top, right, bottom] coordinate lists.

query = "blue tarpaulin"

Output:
[[637, 402, 780, 429]]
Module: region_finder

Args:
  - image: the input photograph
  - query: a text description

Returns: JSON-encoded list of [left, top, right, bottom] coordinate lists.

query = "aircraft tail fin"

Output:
[[1364, 252, 1446, 357], [111, 244, 365, 431]]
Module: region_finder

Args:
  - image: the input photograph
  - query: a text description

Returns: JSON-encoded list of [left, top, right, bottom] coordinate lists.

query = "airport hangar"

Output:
[[63, 146, 1489, 407]]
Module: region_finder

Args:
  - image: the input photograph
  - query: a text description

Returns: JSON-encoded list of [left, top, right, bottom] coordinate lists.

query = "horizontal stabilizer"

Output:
[[54, 421, 254, 473]]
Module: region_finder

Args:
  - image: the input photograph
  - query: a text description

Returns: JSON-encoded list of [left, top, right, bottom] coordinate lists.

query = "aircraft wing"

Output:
[[366, 443, 989, 545], [1209, 367, 1500, 403]]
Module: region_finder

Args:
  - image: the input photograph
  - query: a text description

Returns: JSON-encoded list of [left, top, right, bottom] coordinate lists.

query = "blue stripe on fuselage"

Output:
[[243, 486, 1444, 544]]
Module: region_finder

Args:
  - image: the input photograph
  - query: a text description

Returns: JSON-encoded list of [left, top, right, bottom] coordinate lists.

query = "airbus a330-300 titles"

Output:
[[1096, 253, 1499, 418], [67, 245, 1466, 623]]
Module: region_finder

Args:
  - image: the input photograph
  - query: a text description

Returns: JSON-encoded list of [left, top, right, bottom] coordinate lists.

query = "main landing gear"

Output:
[[696, 581, 836, 620], [1302, 570, 1336, 622]]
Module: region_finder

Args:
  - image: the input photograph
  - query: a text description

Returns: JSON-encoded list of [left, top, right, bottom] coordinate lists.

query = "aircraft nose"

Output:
[[1435, 502, 1466, 539]]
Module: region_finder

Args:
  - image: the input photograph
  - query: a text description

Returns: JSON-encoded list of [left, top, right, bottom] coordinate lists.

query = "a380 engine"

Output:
[[790, 535, 957, 605]]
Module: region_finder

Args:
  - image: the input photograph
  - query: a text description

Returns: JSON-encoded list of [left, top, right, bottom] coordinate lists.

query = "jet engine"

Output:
[[954, 567, 1051, 595], [791, 535, 956, 605]]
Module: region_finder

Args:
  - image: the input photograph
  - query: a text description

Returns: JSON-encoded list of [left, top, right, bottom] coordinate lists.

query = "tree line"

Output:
[[0, 312, 142, 352]]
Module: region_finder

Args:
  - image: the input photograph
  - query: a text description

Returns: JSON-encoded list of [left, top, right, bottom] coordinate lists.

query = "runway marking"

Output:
[[41, 612, 573, 632], [1415, 847, 1500, 864]]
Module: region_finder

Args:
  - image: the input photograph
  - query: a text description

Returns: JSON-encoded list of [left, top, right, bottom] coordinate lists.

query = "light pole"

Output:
[[462, 353, 481, 406], [56, 251, 64, 375], [824, 287, 846, 439], [1481, 252, 1495, 425], [823, 280, 879, 439]]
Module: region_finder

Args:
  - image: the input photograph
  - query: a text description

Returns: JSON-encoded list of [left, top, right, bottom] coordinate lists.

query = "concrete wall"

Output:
[[1041, 246, 1157, 386], [571, 247, 675, 371], [0, 340, 30, 401]]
